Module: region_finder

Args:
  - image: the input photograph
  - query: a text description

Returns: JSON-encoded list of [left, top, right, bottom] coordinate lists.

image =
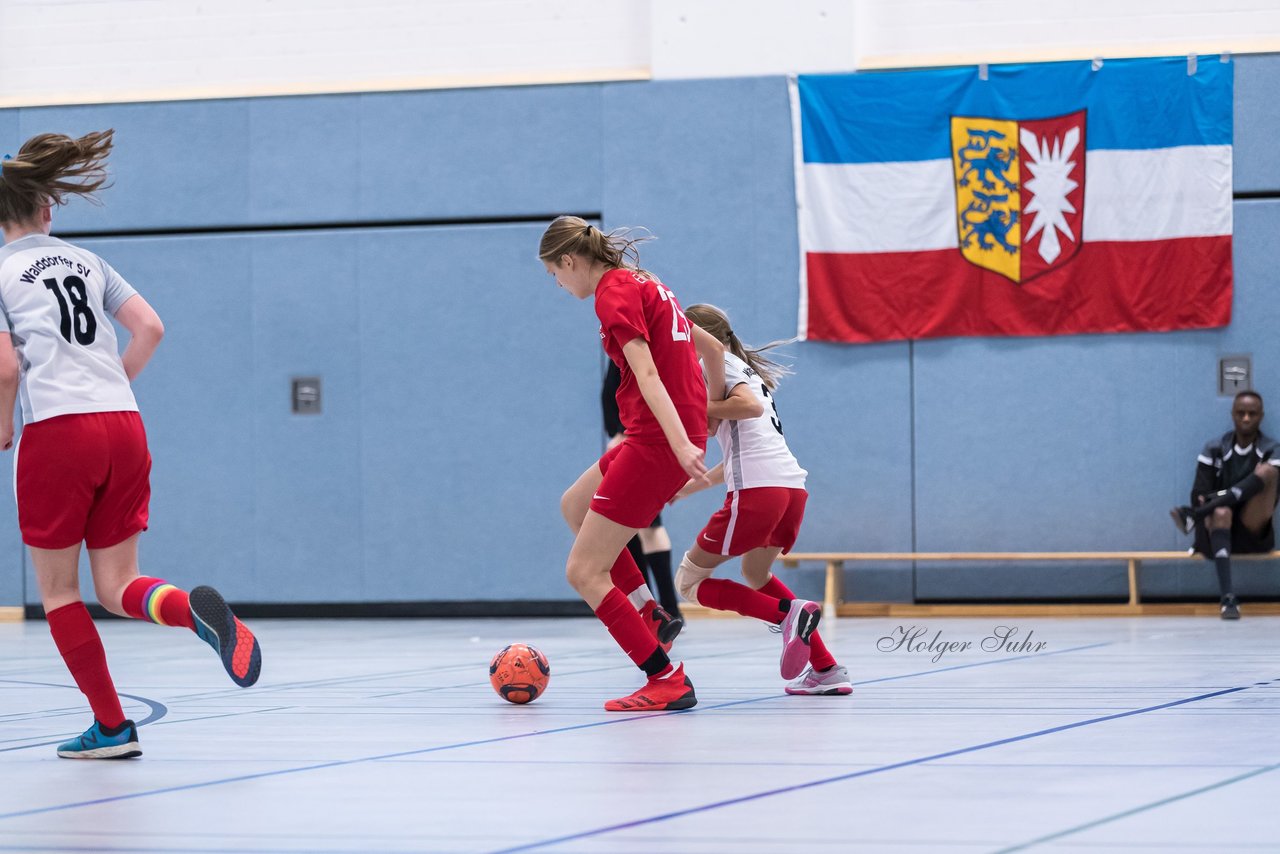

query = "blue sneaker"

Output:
[[190, 585, 261, 687], [57, 719, 141, 759]]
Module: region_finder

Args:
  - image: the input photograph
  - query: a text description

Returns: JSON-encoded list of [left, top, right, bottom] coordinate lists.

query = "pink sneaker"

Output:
[[778, 599, 821, 679], [786, 664, 853, 696]]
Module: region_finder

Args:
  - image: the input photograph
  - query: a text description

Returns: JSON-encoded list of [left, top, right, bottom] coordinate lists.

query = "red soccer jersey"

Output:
[[595, 268, 708, 446]]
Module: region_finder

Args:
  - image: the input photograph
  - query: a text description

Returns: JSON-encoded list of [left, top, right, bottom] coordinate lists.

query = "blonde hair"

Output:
[[0, 130, 113, 225], [684, 303, 793, 391], [537, 215, 654, 277]]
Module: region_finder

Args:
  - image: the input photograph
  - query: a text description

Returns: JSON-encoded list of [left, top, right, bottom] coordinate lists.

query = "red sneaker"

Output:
[[604, 664, 697, 712], [639, 600, 683, 654]]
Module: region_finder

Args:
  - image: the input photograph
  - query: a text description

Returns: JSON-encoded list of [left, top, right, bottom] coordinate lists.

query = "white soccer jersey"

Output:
[[715, 351, 807, 491], [0, 235, 138, 423]]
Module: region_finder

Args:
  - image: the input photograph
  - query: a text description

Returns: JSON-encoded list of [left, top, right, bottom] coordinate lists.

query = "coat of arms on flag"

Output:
[[792, 57, 1233, 343], [951, 110, 1085, 283]]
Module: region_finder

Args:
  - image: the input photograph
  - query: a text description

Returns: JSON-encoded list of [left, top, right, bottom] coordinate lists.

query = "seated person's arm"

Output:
[[1191, 458, 1216, 505]]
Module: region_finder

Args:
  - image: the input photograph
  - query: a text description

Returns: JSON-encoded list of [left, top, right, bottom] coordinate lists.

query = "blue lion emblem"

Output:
[[955, 128, 1018, 192], [959, 190, 1019, 255]]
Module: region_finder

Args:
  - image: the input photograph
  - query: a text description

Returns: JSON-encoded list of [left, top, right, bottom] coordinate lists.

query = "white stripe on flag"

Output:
[[789, 76, 810, 340], [799, 145, 1232, 254], [1082, 146, 1232, 242], [800, 159, 958, 254]]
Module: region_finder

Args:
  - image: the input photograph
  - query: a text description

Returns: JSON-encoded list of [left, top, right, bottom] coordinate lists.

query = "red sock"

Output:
[[609, 549, 647, 597], [697, 577, 786, 623], [758, 574, 838, 671], [121, 577, 195, 629], [46, 602, 126, 728], [594, 588, 671, 677]]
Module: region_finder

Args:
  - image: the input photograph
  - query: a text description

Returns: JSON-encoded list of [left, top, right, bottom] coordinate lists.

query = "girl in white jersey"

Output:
[[0, 130, 262, 759], [672, 304, 851, 695]]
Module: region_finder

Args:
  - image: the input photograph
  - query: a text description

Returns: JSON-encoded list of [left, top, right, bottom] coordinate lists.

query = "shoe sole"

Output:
[[660, 694, 697, 710], [191, 586, 261, 687], [604, 676, 698, 712], [657, 614, 684, 646], [780, 602, 822, 680], [604, 693, 697, 712], [57, 742, 142, 759], [785, 685, 853, 696], [1169, 507, 1194, 534]]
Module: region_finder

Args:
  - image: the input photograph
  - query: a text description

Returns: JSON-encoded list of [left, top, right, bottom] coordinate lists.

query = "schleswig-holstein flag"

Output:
[[791, 57, 1232, 343]]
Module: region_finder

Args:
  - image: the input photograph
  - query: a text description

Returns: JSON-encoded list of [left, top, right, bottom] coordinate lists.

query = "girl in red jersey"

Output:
[[539, 216, 724, 711], [0, 131, 262, 759], [671, 304, 851, 696]]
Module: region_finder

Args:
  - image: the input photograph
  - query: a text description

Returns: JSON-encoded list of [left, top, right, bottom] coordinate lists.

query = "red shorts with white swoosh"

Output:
[[590, 439, 701, 529]]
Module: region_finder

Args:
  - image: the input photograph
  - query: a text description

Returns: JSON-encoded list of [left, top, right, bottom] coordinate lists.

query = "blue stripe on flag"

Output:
[[800, 56, 1232, 164]]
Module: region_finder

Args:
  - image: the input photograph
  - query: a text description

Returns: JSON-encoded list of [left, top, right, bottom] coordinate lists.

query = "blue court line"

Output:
[[993, 760, 1280, 853], [492, 683, 1261, 853], [0, 679, 167, 753], [0, 706, 704, 821], [0, 641, 1109, 820]]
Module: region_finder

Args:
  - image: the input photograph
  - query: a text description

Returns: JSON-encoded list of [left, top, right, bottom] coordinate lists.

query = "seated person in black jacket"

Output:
[[1171, 390, 1280, 619]]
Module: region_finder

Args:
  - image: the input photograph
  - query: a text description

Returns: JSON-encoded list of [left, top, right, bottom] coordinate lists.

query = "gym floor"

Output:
[[1, 614, 1276, 852]]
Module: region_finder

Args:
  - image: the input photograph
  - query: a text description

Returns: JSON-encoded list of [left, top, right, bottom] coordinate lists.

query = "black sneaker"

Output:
[[640, 600, 683, 652], [1169, 506, 1195, 535], [1220, 594, 1241, 620]]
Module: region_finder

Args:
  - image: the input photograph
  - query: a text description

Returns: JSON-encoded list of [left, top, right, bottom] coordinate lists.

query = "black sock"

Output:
[[639, 646, 671, 678], [1193, 473, 1266, 520], [1209, 527, 1233, 597], [626, 537, 653, 590], [777, 598, 791, 615], [644, 550, 681, 617]]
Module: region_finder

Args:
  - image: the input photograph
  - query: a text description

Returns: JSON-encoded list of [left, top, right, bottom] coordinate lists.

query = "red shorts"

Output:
[[591, 440, 700, 529], [697, 487, 807, 557], [16, 411, 151, 549]]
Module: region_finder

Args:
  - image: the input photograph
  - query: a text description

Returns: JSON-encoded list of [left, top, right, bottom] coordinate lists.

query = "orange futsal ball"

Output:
[[489, 643, 551, 704]]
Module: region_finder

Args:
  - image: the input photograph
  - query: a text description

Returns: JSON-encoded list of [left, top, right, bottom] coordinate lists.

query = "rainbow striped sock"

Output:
[[121, 577, 195, 630]]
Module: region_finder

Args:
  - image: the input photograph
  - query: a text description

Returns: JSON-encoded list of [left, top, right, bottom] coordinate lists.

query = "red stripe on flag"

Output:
[[805, 236, 1232, 343]]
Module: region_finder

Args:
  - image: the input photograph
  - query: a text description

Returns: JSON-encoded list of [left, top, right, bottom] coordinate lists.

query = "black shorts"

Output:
[[1194, 516, 1276, 555]]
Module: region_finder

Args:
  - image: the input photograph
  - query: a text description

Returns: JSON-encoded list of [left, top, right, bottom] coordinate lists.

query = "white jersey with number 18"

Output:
[[714, 351, 807, 491], [0, 234, 139, 423]]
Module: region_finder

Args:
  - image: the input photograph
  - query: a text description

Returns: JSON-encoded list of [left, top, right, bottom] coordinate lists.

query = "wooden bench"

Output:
[[779, 551, 1280, 618]]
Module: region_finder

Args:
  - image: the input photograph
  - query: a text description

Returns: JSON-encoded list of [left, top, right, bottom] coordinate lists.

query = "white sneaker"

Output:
[[786, 664, 852, 696], [778, 599, 822, 679]]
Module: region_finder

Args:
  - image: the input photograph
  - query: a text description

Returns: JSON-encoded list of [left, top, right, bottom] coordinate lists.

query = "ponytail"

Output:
[[0, 130, 114, 225], [537, 215, 655, 278], [683, 303, 794, 390]]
